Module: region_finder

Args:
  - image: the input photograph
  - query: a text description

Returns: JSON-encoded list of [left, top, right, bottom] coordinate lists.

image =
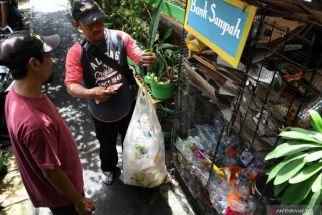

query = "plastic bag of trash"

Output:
[[121, 89, 168, 187]]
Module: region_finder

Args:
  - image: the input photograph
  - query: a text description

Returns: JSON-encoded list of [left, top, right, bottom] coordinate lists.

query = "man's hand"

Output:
[[75, 197, 95, 215], [140, 52, 157, 70], [41, 168, 95, 215], [90, 86, 117, 104]]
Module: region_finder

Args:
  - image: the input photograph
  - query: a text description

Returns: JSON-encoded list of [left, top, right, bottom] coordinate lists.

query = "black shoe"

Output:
[[114, 166, 121, 178]]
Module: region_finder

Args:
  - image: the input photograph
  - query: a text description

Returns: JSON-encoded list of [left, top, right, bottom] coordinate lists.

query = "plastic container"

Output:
[[150, 81, 175, 100]]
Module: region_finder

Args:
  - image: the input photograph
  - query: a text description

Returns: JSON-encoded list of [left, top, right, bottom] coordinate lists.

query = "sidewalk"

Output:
[[0, 0, 195, 214]]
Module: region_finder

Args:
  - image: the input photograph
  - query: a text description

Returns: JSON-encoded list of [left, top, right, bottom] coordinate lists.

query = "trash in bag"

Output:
[[121, 89, 168, 188]]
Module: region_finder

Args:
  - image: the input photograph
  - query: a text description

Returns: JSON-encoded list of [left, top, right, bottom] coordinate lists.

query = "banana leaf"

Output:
[[289, 127, 318, 134], [267, 161, 287, 183], [265, 141, 322, 160], [274, 157, 306, 185], [267, 153, 306, 183], [306, 190, 322, 207], [279, 130, 322, 144], [274, 182, 289, 196], [309, 110, 322, 133], [289, 127, 322, 143], [305, 151, 322, 162], [281, 176, 316, 205], [312, 171, 322, 192], [289, 163, 322, 184]]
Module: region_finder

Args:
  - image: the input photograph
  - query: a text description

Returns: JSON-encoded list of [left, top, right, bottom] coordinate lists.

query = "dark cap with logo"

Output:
[[72, 0, 107, 25], [0, 31, 60, 70]]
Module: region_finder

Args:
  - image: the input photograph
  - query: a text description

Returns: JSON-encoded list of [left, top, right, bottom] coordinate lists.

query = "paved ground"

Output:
[[0, 0, 195, 214]]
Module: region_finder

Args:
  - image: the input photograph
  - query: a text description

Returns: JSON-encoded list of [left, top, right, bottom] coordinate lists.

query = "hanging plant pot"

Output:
[[150, 80, 175, 100]]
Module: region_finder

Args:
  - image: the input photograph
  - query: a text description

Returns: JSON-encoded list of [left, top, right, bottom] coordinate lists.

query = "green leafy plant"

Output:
[[265, 110, 322, 207], [103, 0, 180, 84], [145, 0, 180, 84], [104, 0, 155, 43], [146, 30, 180, 84]]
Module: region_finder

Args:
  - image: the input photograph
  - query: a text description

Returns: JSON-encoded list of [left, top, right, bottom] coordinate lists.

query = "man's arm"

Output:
[[119, 30, 156, 69], [65, 43, 116, 103], [66, 83, 96, 99], [42, 168, 95, 215], [67, 83, 116, 103]]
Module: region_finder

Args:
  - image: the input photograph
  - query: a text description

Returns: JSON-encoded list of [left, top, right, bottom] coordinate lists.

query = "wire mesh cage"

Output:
[[233, 1, 322, 155]]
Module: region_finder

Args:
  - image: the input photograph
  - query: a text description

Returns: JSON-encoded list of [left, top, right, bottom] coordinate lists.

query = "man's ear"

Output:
[[27, 57, 40, 72], [73, 20, 80, 28], [74, 21, 84, 33]]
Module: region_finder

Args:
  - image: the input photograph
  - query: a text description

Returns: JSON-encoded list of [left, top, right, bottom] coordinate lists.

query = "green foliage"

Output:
[[310, 110, 322, 133], [273, 154, 306, 185], [306, 190, 322, 208], [265, 141, 322, 160], [147, 0, 164, 50], [312, 172, 322, 192], [289, 163, 322, 184], [281, 176, 315, 204], [265, 110, 322, 206], [152, 29, 180, 82], [104, 0, 156, 43], [103, 0, 181, 83], [146, 0, 180, 83], [68, 0, 73, 8]]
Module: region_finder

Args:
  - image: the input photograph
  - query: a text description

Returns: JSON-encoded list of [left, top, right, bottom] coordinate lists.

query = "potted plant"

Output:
[[264, 110, 322, 208], [144, 0, 179, 100]]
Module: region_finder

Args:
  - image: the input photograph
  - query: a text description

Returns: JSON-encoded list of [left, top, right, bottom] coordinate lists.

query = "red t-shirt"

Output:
[[65, 29, 142, 85], [5, 89, 84, 207]]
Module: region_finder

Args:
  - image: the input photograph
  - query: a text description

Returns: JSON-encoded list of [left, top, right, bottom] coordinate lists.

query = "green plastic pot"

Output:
[[150, 81, 175, 100]]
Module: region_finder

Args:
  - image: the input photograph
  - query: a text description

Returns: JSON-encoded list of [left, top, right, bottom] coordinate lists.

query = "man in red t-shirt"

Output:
[[65, 0, 156, 185], [1, 31, 95, 215]]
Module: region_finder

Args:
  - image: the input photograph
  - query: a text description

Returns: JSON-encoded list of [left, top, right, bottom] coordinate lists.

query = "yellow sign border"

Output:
[[184, 0, 257, 68]]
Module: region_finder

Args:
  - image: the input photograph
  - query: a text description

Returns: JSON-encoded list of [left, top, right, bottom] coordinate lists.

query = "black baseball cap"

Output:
[[0, 31, 60, 70], [72, 0, 107, 25]]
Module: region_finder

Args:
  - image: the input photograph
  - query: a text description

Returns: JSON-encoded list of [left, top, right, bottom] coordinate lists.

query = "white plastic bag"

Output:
[[121, 89, 168, 187]]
